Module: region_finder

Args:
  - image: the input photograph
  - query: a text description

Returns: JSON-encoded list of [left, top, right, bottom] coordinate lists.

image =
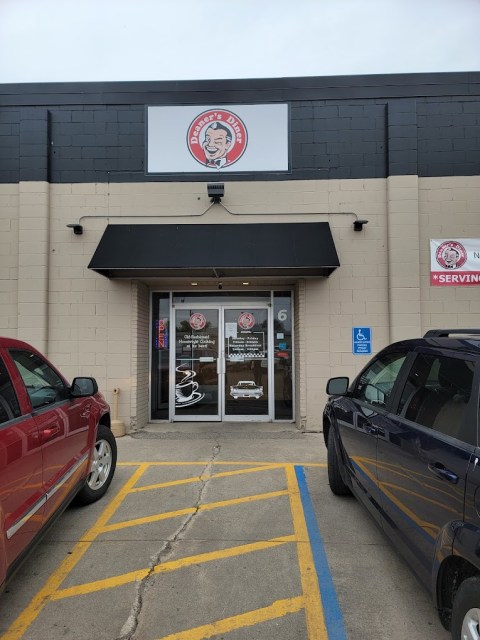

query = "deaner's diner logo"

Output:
[[435, 241, 467, 270], [238, 312, 255, 330], [189, 313, 207, 330], [187, 109, 248, 169]]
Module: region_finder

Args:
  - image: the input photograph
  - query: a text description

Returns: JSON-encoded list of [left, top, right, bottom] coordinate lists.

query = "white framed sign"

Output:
[[430, 239, 480, 286], [147, 104, 289, 173]]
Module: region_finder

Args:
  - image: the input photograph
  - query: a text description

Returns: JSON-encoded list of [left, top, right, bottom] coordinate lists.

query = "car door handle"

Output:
[[41, 425, 61, 441], [365, 422, 385, 436], [428, 462, 459, 484]]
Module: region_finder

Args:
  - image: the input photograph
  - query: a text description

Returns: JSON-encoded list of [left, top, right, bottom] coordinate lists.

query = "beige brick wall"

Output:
[[47, 185, 133, 422], [387, 175, 421, 341], [0, 184, 19, 337], [1, 176, 479, 430], [419, 176, 480, 332], [17, 182, 51, 351], [130, 281, 150, 430], [294, 279, 306, 430]]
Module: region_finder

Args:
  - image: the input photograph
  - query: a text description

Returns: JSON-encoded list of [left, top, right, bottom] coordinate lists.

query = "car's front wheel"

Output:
[[451, 576, 480, 640], [76, 424, 117, 505], [327, 427, 351, 496]]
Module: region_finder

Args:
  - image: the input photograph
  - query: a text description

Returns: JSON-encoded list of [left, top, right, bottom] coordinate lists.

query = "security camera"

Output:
[[218, 283, 223, 290], [207, 183, 224, 203]]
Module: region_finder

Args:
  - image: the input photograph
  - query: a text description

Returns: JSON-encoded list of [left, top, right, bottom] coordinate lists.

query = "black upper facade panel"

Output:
[[0, 72, 479, 183]]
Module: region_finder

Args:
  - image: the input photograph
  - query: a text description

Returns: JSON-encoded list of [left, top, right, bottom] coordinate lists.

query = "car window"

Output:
[[0, 356, 21, 424], [352, 352, 407, 409], [9, 349, 66, 410], [395, 353, 475, 442]]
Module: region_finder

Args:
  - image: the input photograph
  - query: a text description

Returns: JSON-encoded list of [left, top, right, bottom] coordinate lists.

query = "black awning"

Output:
[[88, 222, 340, 278]]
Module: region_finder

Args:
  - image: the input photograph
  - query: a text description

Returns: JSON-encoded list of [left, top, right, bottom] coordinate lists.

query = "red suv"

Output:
[[0, 337, 116, 591]]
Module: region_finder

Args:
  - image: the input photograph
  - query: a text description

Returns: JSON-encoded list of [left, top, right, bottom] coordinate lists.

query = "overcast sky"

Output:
[[1, 0, 479, 84]]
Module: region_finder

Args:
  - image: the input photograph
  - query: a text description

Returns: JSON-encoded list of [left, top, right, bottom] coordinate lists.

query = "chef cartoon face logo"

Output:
[[238, 312, 255, 330], [435, 241, 467, 270], [187, 109, 248, 169], [189, 313, 207, 330]]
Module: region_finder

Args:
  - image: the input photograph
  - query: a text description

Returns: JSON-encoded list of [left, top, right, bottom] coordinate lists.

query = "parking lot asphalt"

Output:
[[0, 423, 449, 640]]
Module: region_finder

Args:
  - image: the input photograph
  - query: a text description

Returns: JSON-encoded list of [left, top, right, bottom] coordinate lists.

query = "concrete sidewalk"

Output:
[[131, 421, 308, 436]]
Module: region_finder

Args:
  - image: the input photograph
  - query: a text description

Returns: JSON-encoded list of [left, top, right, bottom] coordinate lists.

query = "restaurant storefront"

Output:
[[1, 72, 479, 431], [87, 220, 339, 425]]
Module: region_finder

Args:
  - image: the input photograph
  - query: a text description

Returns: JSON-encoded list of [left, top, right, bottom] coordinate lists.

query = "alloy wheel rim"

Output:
[[462, 608, 480, 640], [87, 439, 112, 490]]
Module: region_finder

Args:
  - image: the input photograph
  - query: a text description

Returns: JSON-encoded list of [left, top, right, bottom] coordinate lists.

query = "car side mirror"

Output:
[[70, 377, 98, 397], [326, 377, 349, 395]]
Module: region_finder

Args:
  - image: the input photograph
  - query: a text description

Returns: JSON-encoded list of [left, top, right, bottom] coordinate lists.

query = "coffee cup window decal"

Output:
[[187, 109, 248, 170], [175, 312, 208, 408], [175, 366, 205, 408]]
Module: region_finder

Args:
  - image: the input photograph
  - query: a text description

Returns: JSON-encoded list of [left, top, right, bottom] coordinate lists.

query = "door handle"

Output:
[[360, 421, 378, 435], [41, 425, 60, 441], [366, 426, 385, 437], [428, 462, 459, 484]]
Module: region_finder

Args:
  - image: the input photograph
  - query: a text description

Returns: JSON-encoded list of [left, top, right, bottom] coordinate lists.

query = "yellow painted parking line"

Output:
[[2, 461, 327, 640], [286, 464, 328, 640], [52, 535, 296, 600], [0, 464, 149, 640], [155, 596, 305, 640], [131, 463, 284, 493], [118, 461, 326, 467], [100, 490, 290, 534]]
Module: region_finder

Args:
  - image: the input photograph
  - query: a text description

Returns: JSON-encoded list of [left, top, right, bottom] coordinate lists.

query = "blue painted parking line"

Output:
[[295, 465, 348, 640]]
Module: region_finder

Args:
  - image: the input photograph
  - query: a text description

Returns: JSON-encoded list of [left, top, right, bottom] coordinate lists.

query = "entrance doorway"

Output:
[[150, 291, 294, 423], [173, 305, 270, 421]]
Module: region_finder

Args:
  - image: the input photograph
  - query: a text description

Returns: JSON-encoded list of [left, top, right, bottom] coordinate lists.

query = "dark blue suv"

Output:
[[323, 330, 480, 639]]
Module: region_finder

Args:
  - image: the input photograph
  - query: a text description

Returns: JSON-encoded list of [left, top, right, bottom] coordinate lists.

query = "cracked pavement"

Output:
[[118, 442, 222, 640], [0, 428, 449, 640]]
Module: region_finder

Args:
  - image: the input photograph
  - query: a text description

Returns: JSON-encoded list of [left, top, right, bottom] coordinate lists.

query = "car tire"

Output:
[[451, 576, 480, 640], [327, 427, 351, 496], [76, 424, 117, 505]]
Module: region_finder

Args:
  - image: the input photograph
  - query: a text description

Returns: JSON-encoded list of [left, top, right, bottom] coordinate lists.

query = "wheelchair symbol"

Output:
[[356, 329, 367, 341]]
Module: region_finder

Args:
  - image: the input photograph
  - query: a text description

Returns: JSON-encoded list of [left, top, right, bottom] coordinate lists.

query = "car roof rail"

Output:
[[424, 329, 480, 338]]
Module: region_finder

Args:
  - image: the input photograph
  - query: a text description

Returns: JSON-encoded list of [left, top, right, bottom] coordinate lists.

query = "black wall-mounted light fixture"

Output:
[[66, 223, 84, 235], [207, 183, 224, 203], [353, 219, 369, 232]]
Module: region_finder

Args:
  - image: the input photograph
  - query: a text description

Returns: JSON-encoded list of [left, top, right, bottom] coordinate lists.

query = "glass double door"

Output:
[[173, 305, 270, 421]]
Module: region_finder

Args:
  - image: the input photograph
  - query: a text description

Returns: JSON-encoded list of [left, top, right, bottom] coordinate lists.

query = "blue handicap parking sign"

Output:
[[352, 327, 372, 355]]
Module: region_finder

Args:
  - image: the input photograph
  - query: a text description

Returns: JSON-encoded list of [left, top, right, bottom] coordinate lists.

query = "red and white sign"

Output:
[[147, 104, 288, 173], [238, 312, 256, 330], [430, 239, 480, 286], [189, 313, 207, 330], [187, 109, 248, 169]]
